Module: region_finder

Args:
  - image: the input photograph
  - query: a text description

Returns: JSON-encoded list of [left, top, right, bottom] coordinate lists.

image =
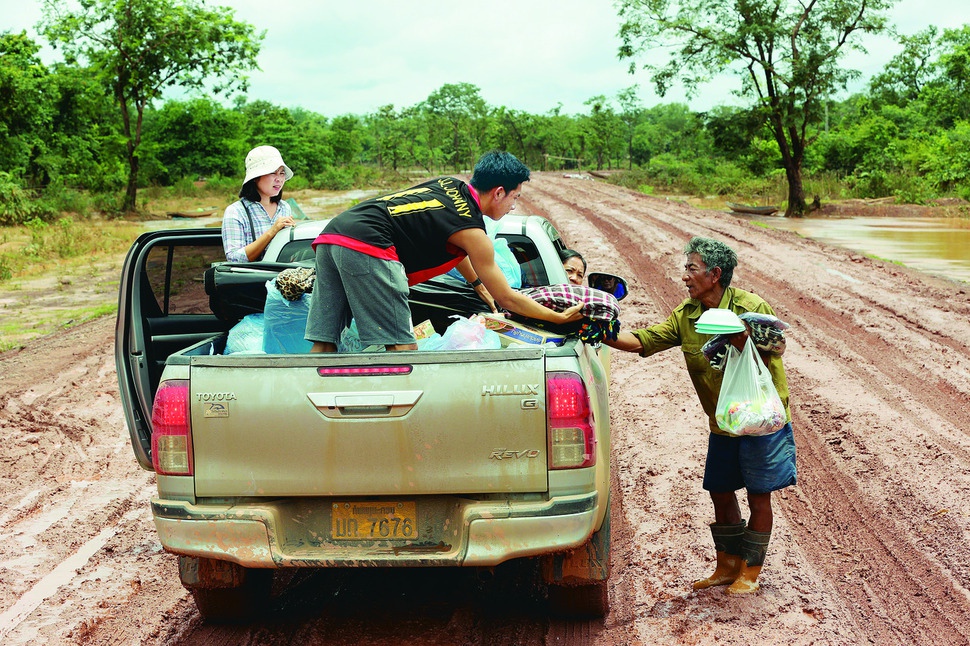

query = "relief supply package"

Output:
[[715, 337, 786, 436], [262, 280, 313, 354], [480, 312, 568, 346], [419, 315, 502, 351], [226, 313, 265, 354]]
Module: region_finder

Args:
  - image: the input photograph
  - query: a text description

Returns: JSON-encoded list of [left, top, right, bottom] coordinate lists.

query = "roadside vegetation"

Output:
[[2, 0, 969, 347], [4, 3, 970, 228]]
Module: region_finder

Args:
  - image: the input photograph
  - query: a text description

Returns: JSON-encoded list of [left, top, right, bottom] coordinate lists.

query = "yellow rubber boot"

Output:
[[726, 528, 771, 595], [725, 562, 762, 594], [692, 522, 745, 590], [693, 551, 742, 590]]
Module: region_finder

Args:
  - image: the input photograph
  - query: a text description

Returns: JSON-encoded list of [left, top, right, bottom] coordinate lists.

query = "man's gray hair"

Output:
[[684, 237, 737, 288]]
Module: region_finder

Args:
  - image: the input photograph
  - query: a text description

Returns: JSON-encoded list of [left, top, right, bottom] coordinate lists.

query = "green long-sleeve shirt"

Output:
[[630, 286, 791, 435]]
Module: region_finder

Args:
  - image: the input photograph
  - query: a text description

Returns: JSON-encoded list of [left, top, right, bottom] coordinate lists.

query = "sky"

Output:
[[4, 0, 968, 118]]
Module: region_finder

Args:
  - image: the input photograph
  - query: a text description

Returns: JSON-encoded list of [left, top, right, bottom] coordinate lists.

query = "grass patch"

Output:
[[0, 301, 118, 351], [0, 217, 143, 285]]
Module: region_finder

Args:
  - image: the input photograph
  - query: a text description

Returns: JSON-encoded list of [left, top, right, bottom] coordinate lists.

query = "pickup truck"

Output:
[[115, 212, 625, 621]]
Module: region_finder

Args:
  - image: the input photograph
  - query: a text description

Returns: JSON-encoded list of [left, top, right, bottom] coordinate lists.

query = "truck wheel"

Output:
[[178, 555, 272, 622], [542, 497, 612, 618], [547, 580, 609, 618]]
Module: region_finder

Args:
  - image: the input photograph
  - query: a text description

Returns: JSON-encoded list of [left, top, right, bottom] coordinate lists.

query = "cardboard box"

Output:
[[480, 313, 567, 346]]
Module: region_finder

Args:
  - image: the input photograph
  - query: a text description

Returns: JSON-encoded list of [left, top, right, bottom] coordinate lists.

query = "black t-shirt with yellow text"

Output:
[[314, 177, 486, 285]]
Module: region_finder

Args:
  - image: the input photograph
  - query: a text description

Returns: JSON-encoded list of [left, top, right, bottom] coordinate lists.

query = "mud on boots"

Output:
[[726, 528, 771, 595], [693, 521, 746, 590]]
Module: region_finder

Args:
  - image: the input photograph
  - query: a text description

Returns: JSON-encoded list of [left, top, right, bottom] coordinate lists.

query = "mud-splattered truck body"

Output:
[[116, 214, 615, 620]]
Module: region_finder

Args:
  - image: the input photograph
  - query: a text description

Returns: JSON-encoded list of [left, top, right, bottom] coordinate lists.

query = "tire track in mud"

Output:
[[785, 396, 970, 645], [522, 180, 676, 645], [523, 174, 970, 644]]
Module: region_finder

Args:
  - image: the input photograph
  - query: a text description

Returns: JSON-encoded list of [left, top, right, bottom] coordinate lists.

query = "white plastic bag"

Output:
[[715, 338, 786, 436], [419, 315, 501, 351]]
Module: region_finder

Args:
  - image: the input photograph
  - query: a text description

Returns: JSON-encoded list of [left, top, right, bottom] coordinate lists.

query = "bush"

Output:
[[316, 166, 355, 190], [0, 173, 41, 225], [172, 176, 199, 197], [284, 174, 310, 191], [91, 191, 126, 216], [42, 186, 93, 216]]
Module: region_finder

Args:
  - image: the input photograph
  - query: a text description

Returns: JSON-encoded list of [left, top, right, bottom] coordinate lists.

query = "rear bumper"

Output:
[[151, 492, 600, 568]]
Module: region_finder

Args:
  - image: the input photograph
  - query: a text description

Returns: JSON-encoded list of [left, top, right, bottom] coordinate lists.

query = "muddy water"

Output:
[[751, 216, 970, 284]]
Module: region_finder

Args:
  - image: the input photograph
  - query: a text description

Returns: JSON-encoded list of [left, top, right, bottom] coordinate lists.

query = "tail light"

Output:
[[151, 380, 193, 475], [546, 371, 596, 469]]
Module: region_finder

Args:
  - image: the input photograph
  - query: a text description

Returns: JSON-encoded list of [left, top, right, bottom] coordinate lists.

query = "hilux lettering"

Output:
[[481, 384, 541, 396]]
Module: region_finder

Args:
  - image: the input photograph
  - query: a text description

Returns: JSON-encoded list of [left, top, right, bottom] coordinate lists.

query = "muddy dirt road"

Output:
[[2, 174, 969, 645]]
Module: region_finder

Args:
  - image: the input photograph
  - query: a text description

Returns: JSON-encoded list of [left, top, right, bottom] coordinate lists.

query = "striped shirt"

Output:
[[221, 198, 292, 262]]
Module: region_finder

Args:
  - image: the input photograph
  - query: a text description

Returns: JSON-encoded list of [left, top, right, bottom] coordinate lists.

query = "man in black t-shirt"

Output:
[[306, 151, 582, 351]]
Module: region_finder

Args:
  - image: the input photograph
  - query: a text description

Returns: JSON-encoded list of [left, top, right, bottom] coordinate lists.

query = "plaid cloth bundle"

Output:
[[519, 284, 621, 321]]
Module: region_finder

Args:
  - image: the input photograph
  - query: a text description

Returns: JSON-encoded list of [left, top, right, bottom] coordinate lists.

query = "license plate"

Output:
[[331, 501, 417, 540]]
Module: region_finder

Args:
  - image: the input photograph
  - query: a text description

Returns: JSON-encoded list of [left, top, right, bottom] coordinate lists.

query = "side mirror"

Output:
[[587, 272, 628, 301]]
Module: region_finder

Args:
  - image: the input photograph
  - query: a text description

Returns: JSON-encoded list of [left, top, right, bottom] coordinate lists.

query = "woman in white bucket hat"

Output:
[[221, 145, 296, 262]]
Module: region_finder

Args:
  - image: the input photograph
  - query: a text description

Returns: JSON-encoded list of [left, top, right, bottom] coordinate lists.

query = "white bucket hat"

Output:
[[243, 145, 294, 186]]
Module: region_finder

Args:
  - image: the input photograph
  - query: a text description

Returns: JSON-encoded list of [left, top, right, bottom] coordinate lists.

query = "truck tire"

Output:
[[543, 497, 612, 618], [547, 580, 609, 618], [178, 555, 272, 622]]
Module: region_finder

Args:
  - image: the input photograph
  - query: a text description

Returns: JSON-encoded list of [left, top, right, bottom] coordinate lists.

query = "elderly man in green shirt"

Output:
[[607, 236, 795, 595]]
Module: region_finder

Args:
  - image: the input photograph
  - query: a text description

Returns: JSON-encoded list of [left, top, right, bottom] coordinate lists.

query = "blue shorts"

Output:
[[703, 423, 797, 494], [305, 244, 415, 348]]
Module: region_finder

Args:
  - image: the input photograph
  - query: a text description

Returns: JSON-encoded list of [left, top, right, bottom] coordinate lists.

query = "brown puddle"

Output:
[[752, 216, 970, 283]]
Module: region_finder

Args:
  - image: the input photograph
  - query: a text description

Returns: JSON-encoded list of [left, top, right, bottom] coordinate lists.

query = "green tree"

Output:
[[617, 0, 895, 215], [922, 26, 970, 128], [368, 104, 409, 171], [582, 95, 625, 170], [0, 32, 54, 183], [868, 27, 938, 107], [40, 0, 262, 212], [533, 107, 584, 170], [616, 85, 644, 169], [288, 107, 333, 181], [424, 83, 489, 172], [143, 98, 245, 184], [42, 61, 124, 191], [328, 115, 364, 166]]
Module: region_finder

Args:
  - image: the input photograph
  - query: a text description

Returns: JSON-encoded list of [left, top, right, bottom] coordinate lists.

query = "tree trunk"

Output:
[[770, 113, 808, 218], [123, 154, 139, 213], [784, 162, 807, 217]]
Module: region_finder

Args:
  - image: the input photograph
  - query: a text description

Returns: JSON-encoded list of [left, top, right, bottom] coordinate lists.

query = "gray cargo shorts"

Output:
[[305, 243, 415, 348]]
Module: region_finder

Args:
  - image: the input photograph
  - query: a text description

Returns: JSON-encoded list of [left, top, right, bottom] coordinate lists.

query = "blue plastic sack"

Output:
[[262, 280, 313, 354], [446, 236, 521, 288], [226, 313, 265, 354]]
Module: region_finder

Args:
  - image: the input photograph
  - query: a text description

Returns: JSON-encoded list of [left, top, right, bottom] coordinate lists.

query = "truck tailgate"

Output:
[[187, 348, 549, 496]]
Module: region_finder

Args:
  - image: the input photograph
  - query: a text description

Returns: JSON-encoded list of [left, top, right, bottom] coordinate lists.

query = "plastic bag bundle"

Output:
[[338, 320, 363, 353], [262, 280, 313, 354], [715, 338, 786, 436], [419, 315, 501, 351], [702, 312, 790, 370], [226, 313, 265, 354], [739, 311, 789, 354]]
